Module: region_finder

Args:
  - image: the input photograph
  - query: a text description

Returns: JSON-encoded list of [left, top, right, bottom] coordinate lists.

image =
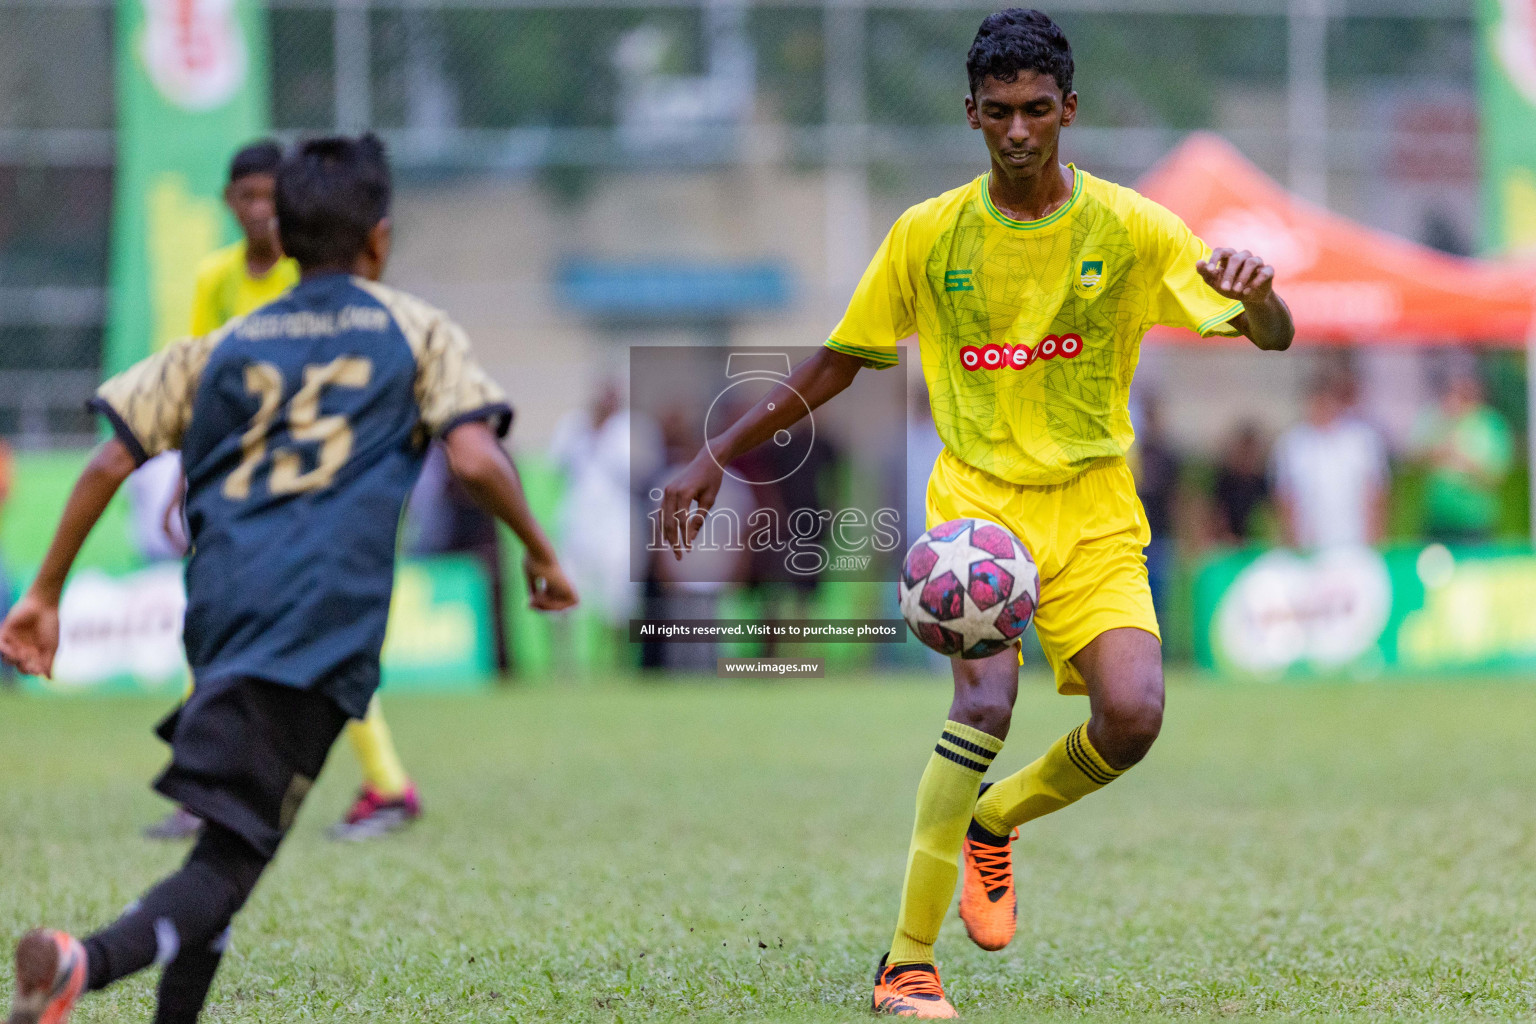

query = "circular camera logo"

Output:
[[704, 353, 816, 486]]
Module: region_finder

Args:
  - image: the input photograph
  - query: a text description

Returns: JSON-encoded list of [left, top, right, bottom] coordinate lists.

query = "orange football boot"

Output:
[[871, 955, 958, 1018], [8, 930, 85, 1024], [958, 807, 1018, 951]]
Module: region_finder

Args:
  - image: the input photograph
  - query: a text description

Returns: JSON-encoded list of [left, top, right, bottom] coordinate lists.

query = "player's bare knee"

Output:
[[950, 691, 1012, 738], [1093, 684, 1163, 769], [948, 648, 1018, 740]]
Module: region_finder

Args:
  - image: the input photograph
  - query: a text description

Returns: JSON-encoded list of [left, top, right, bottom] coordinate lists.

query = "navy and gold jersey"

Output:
[[92, 274, 510, 716]]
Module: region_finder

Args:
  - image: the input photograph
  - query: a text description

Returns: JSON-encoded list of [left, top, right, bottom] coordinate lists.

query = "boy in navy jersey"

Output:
[[1, 134, 576, 1024]]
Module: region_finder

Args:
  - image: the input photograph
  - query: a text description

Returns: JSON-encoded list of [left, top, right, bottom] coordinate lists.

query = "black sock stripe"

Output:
[[1065, 726, 1117, 785], [934, 744, 990, 774], [1069, 727, 1119, 784], [1066, 727, 1112, 784], [1066, 741, 1112, 786], [940, 731, 999, 761]]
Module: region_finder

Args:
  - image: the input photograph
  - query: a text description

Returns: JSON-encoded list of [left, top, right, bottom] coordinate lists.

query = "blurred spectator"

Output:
[[549, 382, 650, 643], [1412, 365, 1512, 544], [0, 438, 12, 685], [1210, 422, 1271, 545], [1272, 369, 1389, 549], [407, 443, 509, 672], [640, 406, 752, 673], [126, 452, 189, 562], [1132, 396, 1179, 615], [737, 407, 839, 655]]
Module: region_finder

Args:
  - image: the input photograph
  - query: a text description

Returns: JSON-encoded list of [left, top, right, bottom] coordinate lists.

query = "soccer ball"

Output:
[[898, 518, 1039, 659]]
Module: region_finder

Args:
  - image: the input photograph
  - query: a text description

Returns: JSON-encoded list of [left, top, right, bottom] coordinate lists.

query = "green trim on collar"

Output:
[[981, 166, 1082, 230]]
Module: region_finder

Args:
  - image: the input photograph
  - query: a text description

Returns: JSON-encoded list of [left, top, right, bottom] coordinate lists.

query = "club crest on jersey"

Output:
[[1076, 259, 1105, 296]]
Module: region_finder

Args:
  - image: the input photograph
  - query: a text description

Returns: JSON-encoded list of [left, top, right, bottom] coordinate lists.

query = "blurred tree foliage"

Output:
[[865, 12, 1290, 128], [1327, 17, 1474, 81], [265, 8, 1477, 134], [372, 8, 699, 129], [272, 10, 335, 130]]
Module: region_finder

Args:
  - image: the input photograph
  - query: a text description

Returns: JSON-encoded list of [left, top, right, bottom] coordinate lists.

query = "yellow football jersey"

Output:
[[188, 240, 300, 336], [826, 167, 1244, 486]]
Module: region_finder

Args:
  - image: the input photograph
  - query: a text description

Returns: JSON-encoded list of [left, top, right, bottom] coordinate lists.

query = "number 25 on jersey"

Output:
[[224, 356, 373, 500]]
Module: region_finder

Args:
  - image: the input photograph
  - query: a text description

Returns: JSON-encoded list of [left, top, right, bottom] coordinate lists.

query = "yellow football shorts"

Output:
[[925, 448, 1160, 695]]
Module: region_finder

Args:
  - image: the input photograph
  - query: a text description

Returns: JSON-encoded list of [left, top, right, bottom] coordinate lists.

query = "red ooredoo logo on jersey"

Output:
[[959, 334, 1084, 372]]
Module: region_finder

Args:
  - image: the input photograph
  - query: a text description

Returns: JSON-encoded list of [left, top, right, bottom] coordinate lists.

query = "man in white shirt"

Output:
[[125, 451, 190, 562], [1271, 369, 1389, 549]]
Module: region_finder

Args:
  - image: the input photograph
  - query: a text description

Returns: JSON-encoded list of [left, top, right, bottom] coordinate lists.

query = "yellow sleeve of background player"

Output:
[[824, 211, 920, 369], [1133, 196, 1245, 338], [355, 280, 514, 438], [188, 257, 227, 336], [90, 333, 223, 464]]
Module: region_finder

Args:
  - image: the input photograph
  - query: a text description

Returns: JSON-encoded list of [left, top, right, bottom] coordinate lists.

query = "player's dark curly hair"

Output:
[[275, 134, 392, 270], [966, 8, 1074, 99], [228, 140, 282, 184]]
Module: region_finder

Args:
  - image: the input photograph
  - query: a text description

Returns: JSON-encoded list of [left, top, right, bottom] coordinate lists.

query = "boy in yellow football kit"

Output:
[[663, 8, 1294, 1018], [147, 141, 425, 843]]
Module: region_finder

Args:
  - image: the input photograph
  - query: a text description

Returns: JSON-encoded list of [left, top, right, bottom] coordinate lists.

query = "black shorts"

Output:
[[153, 676, 350, 859]]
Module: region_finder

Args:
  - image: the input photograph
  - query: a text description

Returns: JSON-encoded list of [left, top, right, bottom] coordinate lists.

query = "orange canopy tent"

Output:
[[1137, 133, 1536, 347]]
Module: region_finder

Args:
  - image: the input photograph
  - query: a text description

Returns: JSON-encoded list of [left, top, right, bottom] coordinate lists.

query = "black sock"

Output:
[[152, 926, 229, 1024], [84, 823, 268, 1003], [965, 783, 1009, 845]]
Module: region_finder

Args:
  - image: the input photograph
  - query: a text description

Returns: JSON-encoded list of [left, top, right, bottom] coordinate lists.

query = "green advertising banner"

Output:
[[106, 0, 272, 373], [1478, 0, 1536, 257], [1196, 544, 1536, 679], [19, 557, 497, 696], [380, 557, 498, 689]]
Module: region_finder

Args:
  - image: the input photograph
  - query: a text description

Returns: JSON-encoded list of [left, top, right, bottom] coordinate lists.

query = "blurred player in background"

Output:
[[663, 9, 1294, 1016], [1, 133, 576, 1024], [139, 140, 431, 843], [189, 141, 300, 336]]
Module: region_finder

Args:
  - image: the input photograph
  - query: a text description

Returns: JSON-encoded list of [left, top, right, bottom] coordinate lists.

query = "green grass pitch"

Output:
[[3, 673, 1535, 1022]]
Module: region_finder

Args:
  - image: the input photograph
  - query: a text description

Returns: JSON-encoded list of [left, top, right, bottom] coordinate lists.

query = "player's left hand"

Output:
[[0, 593, 61, 679], [523, 555, 578, 612], [1196, 248, 1275, 304]]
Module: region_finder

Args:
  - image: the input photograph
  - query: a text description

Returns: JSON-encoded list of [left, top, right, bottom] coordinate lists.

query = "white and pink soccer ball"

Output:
[[898, 518, 1039, 659]]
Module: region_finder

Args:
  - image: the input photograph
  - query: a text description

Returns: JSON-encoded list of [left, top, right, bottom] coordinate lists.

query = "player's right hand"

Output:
[[524, 556, 578, 612], [0, 593, 60, 679], [660, 452, 725, 559]]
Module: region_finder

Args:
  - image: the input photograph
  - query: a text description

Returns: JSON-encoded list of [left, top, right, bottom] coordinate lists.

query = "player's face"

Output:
[[226, 173, 279, 248], [965, 72, 1077, 178]]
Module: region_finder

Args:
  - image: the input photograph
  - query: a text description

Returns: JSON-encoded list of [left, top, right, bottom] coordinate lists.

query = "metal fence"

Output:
[[0, 0, 1478, 445]]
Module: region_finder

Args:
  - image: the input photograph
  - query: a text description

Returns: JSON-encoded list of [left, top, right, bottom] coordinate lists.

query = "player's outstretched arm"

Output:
[[442, 420, 578, 612], [1197, 248, 1295, 352], [660, 347, 864, 557], [0, 439, 138, 677]]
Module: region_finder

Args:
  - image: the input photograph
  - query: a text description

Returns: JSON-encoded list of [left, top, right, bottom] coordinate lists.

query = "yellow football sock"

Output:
[[888, 720, 1004, 966], [972, 722, 1124, 837], [346, 697, 410, 798]]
